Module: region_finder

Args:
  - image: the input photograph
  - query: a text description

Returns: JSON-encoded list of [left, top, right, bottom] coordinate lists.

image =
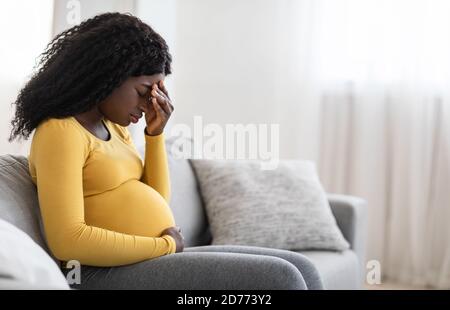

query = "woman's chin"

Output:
[[115, 120, 129, 127]]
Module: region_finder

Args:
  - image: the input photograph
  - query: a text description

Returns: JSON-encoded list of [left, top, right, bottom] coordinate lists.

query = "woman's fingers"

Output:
[[152, 98, 166, 119], [165, 100, 173, 114], [157, 90, 174, 113], [143, 97, 156, 119], [156, 89, 174, 112], [151, 87, 173, 114], [152, 87, 168, 102], [159, 80, 170, 99], [160, 99, 172, 114], [155, 88, 167, 100]]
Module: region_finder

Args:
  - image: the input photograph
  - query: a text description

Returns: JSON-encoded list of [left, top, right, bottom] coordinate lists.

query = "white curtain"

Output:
[[309, 0, 450, 288]]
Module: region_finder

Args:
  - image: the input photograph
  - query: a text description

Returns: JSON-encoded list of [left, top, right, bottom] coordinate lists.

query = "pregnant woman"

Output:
[[8, 13, 320, 289]]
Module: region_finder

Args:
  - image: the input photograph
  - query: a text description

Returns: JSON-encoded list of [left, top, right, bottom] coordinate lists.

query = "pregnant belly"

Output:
[[84, 180, 175, 237]]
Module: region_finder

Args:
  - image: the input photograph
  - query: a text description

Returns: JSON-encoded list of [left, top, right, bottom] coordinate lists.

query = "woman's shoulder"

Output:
[[34, 117, 87, 142], [29, 117, 90, 165], [37, 116, 76, 129]]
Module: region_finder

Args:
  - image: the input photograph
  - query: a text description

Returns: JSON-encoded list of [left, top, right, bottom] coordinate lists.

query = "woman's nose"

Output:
[[137, 99, 147, 112]]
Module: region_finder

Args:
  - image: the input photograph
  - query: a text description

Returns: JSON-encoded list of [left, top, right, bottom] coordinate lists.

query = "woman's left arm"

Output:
[[141, 131, 171, 202], [140, 80, 174, 202]]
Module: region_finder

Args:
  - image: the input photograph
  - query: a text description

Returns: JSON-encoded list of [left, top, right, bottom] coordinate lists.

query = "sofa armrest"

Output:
[[327, 193, 368, 282]]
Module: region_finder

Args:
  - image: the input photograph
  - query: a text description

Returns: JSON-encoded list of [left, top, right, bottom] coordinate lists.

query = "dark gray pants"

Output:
[[62, 245, 323, 290]]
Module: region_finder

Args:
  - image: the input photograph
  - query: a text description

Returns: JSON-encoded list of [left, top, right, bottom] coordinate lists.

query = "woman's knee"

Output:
[[154, 252, 307, 290], [186, 245, 323, 289]]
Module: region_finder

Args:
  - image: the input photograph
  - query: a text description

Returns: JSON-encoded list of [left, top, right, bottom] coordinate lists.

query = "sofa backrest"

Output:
[[0, 155, 50, 254], [167, 154, 212, 247]]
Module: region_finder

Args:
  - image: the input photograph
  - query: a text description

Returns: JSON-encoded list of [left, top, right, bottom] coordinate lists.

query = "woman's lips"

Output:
[[130, 114, 139, 124]]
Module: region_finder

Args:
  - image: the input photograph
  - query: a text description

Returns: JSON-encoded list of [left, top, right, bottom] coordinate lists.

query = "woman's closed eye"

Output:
[[136, 88, 150, 98]]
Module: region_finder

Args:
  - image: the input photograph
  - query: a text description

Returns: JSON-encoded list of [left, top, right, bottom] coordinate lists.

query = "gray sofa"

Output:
[[0, 152, 367, 290]]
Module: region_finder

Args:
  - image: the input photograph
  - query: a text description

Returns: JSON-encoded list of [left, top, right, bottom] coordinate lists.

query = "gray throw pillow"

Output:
[[190, 159, 349, 251]]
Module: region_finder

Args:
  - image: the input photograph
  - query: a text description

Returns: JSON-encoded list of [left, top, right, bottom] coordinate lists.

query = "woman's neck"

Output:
[[74, 106, 104, 127]]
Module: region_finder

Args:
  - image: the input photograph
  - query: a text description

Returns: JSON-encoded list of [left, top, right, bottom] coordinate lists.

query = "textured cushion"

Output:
[[0, 218, 69, 289], [190, 159, 349, 251], [0, 155, 51, 254]]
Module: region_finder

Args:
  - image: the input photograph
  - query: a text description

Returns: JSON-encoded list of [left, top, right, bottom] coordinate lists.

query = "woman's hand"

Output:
[[160, 226, 185, 253], [143, 80, 174, 136]]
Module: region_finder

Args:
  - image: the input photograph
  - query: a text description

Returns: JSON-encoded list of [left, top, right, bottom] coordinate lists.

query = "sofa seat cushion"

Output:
[[299, 250, 360, 289]]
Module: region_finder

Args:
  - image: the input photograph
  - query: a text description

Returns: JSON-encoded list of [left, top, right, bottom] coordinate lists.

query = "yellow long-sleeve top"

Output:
[[28, 116, 177, 267]]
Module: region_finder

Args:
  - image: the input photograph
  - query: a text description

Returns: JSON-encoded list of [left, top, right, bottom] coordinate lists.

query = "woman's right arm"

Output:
[[31, 120, 176, 267]]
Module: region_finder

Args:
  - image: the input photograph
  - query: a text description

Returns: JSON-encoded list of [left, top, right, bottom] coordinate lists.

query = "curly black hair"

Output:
[[9, 12, 172, 142]]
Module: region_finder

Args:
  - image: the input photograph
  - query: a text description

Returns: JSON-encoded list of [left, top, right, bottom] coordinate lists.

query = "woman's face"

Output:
[[98, 73, 165, 126]]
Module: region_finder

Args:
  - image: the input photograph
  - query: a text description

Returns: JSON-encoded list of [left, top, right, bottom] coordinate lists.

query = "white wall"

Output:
[[52, 0, 135, 36], [0, 1, 54, 156]]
